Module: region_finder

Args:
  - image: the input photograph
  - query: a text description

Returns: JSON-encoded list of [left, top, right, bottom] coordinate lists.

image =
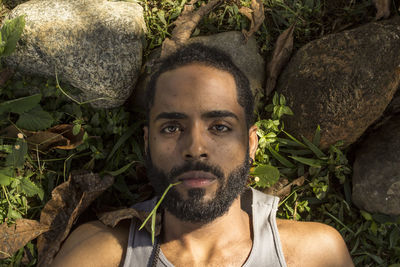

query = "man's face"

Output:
[[144, 63, 258, 223]]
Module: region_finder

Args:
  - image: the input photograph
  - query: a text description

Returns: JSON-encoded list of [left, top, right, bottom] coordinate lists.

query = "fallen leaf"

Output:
[[0, 219, 49, 259], [374, 0, 391, 20], [161, 0, 224, 57], [275, 175, 305, 200], [263, 177, 289, 196], [265, 24, 295, 97], [263, 174, 306, 200], [36, 171, 114, 267], [1, 124, 85, 152], [98, 208, 161, 236], [0, 68, 14, 87], [239, 0, 265, 41], [47, 124, 85, 150]]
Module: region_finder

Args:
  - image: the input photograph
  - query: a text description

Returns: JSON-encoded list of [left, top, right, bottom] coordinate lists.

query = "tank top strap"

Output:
[[122, 197, 161, 267], [246, 188, 287, 267]]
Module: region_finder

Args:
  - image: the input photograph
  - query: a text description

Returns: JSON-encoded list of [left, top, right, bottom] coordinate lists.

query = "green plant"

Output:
[[139, 181, 181, 245], [252, 92, 400, 265], [0, 15, 25, 67], [1, 1, 396, 266]]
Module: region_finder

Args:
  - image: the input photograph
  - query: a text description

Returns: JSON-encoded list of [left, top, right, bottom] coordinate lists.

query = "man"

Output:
[[53, 43, 354, 266]]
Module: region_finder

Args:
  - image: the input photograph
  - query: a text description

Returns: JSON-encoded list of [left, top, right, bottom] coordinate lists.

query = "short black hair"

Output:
[[145, 43, 255, 128]]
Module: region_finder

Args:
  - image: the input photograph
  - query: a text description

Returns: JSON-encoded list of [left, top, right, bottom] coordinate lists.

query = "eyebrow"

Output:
[[201, 110, 239, 121], [154, 110, 239, 122], [155, 112, 188, 121]]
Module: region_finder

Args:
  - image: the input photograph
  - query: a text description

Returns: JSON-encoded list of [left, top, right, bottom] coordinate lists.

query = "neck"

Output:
[[161, 196, 252, 255]]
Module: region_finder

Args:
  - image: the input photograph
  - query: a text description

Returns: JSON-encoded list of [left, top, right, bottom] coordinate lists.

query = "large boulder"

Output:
[[275, 17, 400, 148], [352, 114, 400, 215], [131, 31, 265, 109], [4, 0, 146, 108]]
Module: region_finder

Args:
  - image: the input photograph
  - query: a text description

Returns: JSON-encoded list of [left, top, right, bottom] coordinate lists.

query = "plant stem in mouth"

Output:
[[139, 181, 182, 244]]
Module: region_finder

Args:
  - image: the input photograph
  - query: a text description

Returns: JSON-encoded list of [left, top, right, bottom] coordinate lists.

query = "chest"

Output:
[[159, 240, 252, 267]]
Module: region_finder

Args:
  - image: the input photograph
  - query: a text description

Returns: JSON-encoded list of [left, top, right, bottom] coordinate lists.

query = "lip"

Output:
[[177, 171, 217, 188]]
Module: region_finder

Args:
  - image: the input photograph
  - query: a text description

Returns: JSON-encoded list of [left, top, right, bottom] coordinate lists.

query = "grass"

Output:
[[1, 0, 399, 266]]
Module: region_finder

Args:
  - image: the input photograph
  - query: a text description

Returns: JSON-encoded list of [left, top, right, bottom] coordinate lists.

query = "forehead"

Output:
[[150, 64, 244, 120]]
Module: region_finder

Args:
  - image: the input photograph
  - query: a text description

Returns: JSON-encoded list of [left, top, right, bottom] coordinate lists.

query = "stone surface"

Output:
[[131, 31, 265, 109], [352, 114, 400, 215], [4, 0, 146, 108], [275, 17, 400, 148]]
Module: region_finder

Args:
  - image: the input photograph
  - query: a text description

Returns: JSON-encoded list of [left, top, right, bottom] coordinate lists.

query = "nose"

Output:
[[181, 123, 208, 161]]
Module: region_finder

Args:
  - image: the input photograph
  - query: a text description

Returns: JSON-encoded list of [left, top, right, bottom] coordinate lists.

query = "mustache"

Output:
[[168, 161, 224, 181]]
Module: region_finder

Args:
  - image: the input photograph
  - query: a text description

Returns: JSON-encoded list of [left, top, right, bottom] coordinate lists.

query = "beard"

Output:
[[145, 149, 251, 224]]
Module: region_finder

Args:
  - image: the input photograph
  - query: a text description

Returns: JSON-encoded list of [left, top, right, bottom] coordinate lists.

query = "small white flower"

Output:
[[17, 133, 24, 139], [254, 176, 260, 182], [15, 144, 20, 150]]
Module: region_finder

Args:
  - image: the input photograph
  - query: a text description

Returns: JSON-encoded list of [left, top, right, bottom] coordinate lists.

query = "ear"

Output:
[[248, 124, 258, 161], [143, 126, 149, 155]]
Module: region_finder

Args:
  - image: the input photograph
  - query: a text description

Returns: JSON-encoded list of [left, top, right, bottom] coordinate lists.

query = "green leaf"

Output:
[[0, 144, 13, 153], [289, 156, 325, 167], [389, 227, 400, 249], [7, 206, 22, 220], [0, 32, 5, 54], [0, 168, 14, 186], [282, 106, 293, 116], [363, 252, 384, 265], [277, 138, 307, 148], [282, 131, 307, 148], [279, 148, 313, 156], [272, 92, 279, 106], [19, 176, 44, 200], [105, 161, 136, 176], [252, 164, 280, 188], [301, 135, 326, 158], [268, 146, 296, 168], [312, 125, 321, 146], [0, 94, 41, 115], [279, 94, 286, 105], [157, 10, 167, 25], [106, 122, 140, 161], [16, 106, 54, 131], [360, 210, 373, 221], [72, 124, 81, 135], [0, 15, 25, 57], [5, 138, 28, 168], [265, 104, 274, 112]]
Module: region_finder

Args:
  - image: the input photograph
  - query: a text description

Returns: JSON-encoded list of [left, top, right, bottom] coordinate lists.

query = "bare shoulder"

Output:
[[52, 220, 131, 267], [277, 219, 354, 267]]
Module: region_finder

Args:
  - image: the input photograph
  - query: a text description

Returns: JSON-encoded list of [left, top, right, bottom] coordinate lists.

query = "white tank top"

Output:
[[123, 188, 287, 267]]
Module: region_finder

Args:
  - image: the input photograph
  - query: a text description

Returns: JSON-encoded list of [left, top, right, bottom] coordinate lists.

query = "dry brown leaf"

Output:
[[265, 24, 295, 97], [374, 0, 391, 20], [263, 177, 289, 196], [48, 124, 85, 150], [275, 175, 305, 200], [36, 171, 114, 267], [1, 124, 85, 151], [161, 0, 225, 57], [0, 68, 14, 87], [0, 219, 49, 259], [98, 208, 161, 237], [263, 175, 306, 200], [239, 0, 265, 41]]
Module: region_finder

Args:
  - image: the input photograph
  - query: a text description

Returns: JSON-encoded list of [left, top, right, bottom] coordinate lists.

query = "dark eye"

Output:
[[161, 125, 181, 134], [211, 124, 230, 132]]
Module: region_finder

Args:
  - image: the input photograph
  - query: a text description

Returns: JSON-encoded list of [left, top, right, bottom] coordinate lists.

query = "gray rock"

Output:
[[131, 31, 265, 109], [352, 114, 400, 215], [276, 17, 400, 148], [4, 0, 146, 108]]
